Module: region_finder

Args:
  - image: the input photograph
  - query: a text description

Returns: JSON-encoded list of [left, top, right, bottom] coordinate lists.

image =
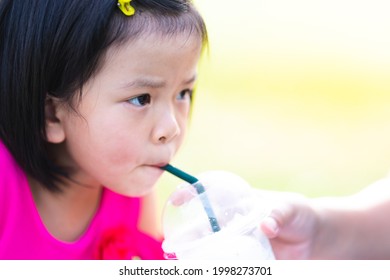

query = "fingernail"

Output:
[[263, 217, 279, 236]]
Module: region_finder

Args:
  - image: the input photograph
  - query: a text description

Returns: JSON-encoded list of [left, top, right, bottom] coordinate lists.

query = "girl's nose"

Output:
[[152, 111, 181, 144]]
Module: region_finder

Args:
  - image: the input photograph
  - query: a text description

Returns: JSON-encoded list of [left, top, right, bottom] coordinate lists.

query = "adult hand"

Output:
[[259, 191, 319, 259]]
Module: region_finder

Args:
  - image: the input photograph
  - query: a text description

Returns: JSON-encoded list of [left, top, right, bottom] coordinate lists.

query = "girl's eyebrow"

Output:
[[184, 74, 197, 85], [119, 74, 197, 90], [120, 78, 166, 89]]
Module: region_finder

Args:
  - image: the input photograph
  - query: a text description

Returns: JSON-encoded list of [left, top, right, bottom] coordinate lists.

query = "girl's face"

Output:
[[53, 32, 202, 196]]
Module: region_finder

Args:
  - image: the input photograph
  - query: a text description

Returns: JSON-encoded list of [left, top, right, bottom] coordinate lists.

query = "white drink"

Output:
[[162, 171, 275, 260]]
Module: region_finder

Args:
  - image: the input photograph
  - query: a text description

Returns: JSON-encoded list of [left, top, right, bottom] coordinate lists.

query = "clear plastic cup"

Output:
[[162, 170, 275, 260]]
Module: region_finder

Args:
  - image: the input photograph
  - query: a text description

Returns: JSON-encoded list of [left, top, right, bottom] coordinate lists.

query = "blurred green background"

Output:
[[156, 0, 390, 212]]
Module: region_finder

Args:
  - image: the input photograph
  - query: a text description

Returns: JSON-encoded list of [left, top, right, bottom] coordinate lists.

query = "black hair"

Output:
[[0, 0, 207, 192]]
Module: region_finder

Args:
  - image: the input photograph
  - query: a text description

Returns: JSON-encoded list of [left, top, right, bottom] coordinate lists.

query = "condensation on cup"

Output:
[[162, 170, 275, 260]]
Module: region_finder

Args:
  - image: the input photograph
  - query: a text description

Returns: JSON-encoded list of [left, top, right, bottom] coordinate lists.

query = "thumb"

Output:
[[261, 201, 298, 239], [261, 216, 280, 238]]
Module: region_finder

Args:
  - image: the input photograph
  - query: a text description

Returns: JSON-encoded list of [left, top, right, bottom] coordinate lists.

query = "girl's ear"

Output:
[[45, 95, 66, 143]]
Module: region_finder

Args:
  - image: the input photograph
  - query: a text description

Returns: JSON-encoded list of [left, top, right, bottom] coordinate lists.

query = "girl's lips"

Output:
[[151, 162, 170, 168], [143, 164, 165, 177]]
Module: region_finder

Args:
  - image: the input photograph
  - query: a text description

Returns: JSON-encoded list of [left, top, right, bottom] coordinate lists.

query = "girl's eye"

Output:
[[128, 94, 151, 107], [176, 89, 193, 101]]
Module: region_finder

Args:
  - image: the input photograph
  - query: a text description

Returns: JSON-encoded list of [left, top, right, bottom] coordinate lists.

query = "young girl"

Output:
[[0, 0, 207, 259], [260, 178, 390, 259]]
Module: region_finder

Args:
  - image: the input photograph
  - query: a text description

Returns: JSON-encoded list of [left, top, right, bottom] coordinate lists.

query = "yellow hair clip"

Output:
[[117, 0, 135, 16]]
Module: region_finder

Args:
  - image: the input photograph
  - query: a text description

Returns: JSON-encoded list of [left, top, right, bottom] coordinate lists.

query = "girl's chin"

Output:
[[106, 166, 164, 197], [111, 179, 160, 197], [106, 184, 155, 197]]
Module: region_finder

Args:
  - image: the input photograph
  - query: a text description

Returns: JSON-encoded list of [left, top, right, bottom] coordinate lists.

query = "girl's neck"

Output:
[[29, 177, 103, 242]]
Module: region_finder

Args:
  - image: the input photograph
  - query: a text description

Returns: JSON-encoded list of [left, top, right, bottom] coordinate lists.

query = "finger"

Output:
[[261, 216, 280, 238], [262, 202, 297, 238], [169, 187, 197, 206]]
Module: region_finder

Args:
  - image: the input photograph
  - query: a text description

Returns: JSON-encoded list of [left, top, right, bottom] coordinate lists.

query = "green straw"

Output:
[[161, 164, 221, 233]]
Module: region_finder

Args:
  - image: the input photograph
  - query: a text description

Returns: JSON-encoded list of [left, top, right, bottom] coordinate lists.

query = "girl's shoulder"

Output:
[[0, 140, 29, 237], [0, 140, 26, 190], [0, 139, 18, 163]]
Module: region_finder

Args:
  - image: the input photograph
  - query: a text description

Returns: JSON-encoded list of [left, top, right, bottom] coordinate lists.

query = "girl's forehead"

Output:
[[95, 31, 202, 84], [106, 30, 203, 58], [136, 30, 202, 46], [106, 8, 207, 48]]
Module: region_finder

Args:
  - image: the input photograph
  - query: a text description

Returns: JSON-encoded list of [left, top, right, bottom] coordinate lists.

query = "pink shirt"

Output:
[[0, 141, 163, 259]]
